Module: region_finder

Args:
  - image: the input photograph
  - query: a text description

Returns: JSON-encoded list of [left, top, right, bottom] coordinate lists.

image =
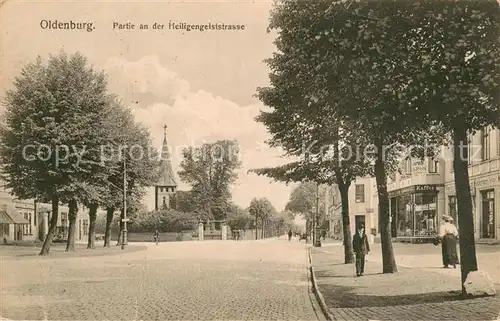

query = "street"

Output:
[[0, 238, 324, 321]]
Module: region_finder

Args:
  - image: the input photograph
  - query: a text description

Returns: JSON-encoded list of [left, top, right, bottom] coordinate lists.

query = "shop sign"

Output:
[[388, 184, 440, 197], [412, 159, 427, 174], [415, 185, 437, 193], [473, 175, 499, 189], [388, 186, 415, 197], [444, 184, 476, 196]]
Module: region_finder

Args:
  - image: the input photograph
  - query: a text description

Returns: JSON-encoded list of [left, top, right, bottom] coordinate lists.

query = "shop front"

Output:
[[445, 173, 499, 242], [389, 184, 444, 243]]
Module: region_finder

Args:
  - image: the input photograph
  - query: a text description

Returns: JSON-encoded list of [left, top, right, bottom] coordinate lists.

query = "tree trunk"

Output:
[[87, 203, 98, 249], [452, 126, 478, 294], [116, 208, 124, 246], [39, 197, 59, 256], [374, 139, 398, 273], [104, 207, 115, 247], [255, 217, 258, 240], [338, 182, 355, 264], [65, 198, 78, 252]]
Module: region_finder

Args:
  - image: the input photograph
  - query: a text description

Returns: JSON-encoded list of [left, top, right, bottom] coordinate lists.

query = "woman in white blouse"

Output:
[[439, 216, 459, 268]]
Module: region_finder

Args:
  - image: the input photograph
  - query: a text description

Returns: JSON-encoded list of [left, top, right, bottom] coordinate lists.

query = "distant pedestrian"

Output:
[[153, 229, 160, 245], [439, 215, 459, 268], [288, 229, 293, 241], [352, 224, 370, 277]]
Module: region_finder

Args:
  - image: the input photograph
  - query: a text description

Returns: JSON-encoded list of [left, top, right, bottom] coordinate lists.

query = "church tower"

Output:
[[155, 125, 177, 211]]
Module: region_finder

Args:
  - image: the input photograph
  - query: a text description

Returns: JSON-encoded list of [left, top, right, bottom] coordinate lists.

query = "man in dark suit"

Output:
[[352, 224, 370, 277]]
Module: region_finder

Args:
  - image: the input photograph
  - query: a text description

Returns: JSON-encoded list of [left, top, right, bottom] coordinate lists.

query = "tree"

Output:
[[253, 0, 377, 262], [403, 0, 500, 291], [0, 51, 111, 255], [178, 140, 241, 220], [91, 99, 160, 247], [171, 191, 198, 213], [261, 0, 453, 273], [226, 203, 252, 231], [248, 197, 277, 239]]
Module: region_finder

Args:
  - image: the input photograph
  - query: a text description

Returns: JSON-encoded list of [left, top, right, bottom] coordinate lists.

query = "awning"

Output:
[[0, 207, 29, 224]]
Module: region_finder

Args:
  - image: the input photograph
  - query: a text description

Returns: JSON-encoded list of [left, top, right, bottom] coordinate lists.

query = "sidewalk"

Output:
[[310, 246, 500, 321]]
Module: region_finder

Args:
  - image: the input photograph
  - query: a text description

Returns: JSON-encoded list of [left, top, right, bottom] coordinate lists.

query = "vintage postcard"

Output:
[[1, 0, 499, 320]]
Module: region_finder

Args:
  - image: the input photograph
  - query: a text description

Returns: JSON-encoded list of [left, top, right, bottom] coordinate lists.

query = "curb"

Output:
[[307, 247, 334, 321]]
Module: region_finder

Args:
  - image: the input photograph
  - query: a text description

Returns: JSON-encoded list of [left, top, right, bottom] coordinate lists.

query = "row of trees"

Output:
[[0, 52, 160, 254], [116, 197, 294, 238], [0, 51, 289, 251], [251, 0, 500, 293]]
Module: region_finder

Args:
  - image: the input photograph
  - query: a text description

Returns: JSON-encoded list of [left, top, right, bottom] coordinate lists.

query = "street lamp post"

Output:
[[314, 183, 322, 247], [121, 157, 129, 250]]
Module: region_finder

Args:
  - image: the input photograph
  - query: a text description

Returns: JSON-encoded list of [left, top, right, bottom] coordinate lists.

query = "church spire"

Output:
[[157, 124, 176, 187]]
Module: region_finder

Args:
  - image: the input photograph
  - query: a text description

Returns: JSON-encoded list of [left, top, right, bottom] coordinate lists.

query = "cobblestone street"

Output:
[[0, 238, 324, 320]]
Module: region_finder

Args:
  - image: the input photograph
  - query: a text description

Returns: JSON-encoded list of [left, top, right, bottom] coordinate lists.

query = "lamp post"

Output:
[[314, 182, 322, 247], [121, 156, 128, 250]]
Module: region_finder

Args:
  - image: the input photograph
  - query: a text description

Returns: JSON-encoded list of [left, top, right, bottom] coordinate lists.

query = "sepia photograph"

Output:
[[0, 0, 499, 320]]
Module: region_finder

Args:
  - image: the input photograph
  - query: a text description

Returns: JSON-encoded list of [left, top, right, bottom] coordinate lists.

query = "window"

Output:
[[481, 127, 490, 161], [23, 212, 32, 235], [467, 133, 472, 164], [162, 196, 166, 206], [82, 219, 89, 236], [414, 193, 437, 236], [61, 212, 68, 232], [355, 184, 365, 203], [481, 190, 495, 239], [404, 158, 412, 175], [498, 128, 500, 156], [448, 196, 457, 223], [427, 157, 438, 173]]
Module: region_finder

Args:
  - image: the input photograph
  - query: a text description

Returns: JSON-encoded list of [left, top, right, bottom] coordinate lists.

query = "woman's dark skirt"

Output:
[[441, 234, 459, 266]]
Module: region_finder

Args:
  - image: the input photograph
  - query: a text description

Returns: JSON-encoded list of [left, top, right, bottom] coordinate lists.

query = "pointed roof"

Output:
[[156, 125, 177, 187]]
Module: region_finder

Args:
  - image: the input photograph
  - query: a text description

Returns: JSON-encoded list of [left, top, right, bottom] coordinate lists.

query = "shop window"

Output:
[[414, 193, 437, 236], [23, 212, 32, 235], [355, 184, 365, 203], [481, 127, 490, 161], [427, 157, 438, 173], [396, 195, 414, 237], [481, 190, 495, 239]]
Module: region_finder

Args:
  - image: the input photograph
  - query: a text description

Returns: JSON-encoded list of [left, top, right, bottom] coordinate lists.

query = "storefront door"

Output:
[[481, 190, 495, 239], [355, 215, 366, 231]]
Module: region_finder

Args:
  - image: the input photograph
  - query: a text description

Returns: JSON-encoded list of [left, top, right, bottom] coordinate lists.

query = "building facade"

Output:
[[329, 177, 378, 244], [444, 126, 500, 242], [329, 127, 499, 244], [0, 178, 107, 242], [386, 157, 447, 242]]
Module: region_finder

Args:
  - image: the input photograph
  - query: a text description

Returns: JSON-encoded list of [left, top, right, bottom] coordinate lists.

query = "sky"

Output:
[[0, 0, 298, 212]]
